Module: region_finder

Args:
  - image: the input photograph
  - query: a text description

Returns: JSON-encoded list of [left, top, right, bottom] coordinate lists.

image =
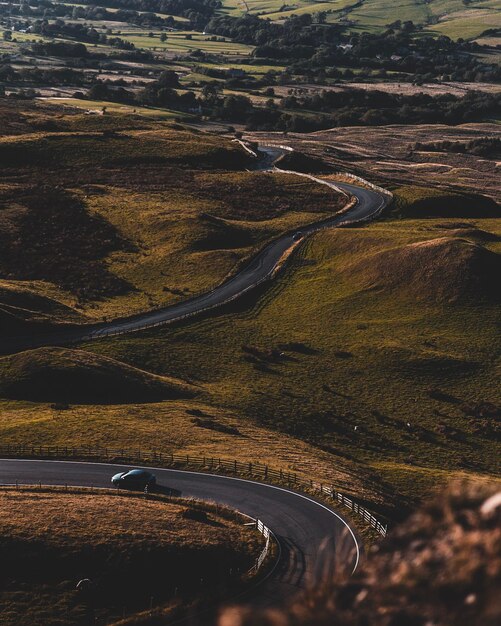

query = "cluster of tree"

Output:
[[0, 1, 180, 29], [291, 29, 501, 84], [81, 70, 193, 110], [26, 20, 135, 50], [62, 0, 220, 30], [248, 89, 501, 131], [206, 14, 501, 83], [206, 13, 328, 51], [413, 136, 501, 158], [5, 88, 39, 98], [0, 64, 85, 85], [78, 71, 254, 121], [70, 71, 501, 132], [31, 41, 89, 57]]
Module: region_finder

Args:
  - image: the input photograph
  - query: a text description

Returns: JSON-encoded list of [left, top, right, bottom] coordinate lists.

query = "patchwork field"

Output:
[[221, 0, 501, 38]]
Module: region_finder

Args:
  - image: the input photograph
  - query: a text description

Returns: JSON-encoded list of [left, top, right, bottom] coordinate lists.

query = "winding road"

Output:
[[0, 147, 388, 616], [3, 146, 389, 354], [0, 458, 360, 609]]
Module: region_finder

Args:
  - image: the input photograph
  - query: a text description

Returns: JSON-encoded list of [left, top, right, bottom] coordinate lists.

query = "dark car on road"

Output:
[[292, 231, 303, 241], [111, 469, 156, 490]]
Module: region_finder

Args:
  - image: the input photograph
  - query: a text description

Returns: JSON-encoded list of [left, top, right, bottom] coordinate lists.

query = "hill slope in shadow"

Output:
[[0, 347, 199, 404]]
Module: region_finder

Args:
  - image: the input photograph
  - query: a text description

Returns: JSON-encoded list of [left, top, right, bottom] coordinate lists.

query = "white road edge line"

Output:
[[0, 458, 360, 574]]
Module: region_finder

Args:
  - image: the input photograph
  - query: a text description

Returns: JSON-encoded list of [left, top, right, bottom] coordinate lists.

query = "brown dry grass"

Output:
[[221, 481, 501, 626], [0, 488, 261, 626], [342, 236, 501, 304], [0, 102, 345, 323], [0, 489, 252, 550], [247, 123, 501, 201], [274, 81, 501, 99]]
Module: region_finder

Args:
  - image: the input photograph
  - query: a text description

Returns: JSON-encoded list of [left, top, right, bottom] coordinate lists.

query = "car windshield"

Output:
[[126, 470, 149, 478]]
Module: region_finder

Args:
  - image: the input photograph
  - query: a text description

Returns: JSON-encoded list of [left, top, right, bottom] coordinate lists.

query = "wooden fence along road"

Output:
[[0, 445, 387, 537]]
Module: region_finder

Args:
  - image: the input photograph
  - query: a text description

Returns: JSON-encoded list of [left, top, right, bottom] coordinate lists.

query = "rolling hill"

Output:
[[0, 347, 198, 403]]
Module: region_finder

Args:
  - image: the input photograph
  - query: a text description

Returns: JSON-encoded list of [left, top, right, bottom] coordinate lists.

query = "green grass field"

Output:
[[75, 213, 500, 504], [428, 5, 501, 40], [220, 0, 501, 39], [1, 103, 499, 520], [118, 29, 253, 55], [40, 97, 185, 119]]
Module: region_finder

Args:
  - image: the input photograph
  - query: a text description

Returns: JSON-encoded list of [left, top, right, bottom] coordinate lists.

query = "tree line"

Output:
[[46, 71, 501, 132], [0, 1, 180, 29], [206, 14, 501, 84], [412, 136, 501, 158]]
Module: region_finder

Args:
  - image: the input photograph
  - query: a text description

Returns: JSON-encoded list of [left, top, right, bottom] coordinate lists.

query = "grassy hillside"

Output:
[[390, 185, 500, 218], [0, 488, 261, 626], [1, 208, 498, 509], [0, 105, 346, 325], [1, 101, 499, 522], [0, 347, 198, 403], [78, 216, 501, 503]]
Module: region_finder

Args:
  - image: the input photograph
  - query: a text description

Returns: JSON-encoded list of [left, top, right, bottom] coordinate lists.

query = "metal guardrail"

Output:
[[0, 445, 388, 537], [249, 519, 273, 574]]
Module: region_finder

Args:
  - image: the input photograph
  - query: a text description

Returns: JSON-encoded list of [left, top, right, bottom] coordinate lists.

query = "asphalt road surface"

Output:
[[0, 459, 360, 609], [3, 150, 388, 354]]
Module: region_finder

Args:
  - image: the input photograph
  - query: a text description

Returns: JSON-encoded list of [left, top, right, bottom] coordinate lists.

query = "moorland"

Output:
[[0, 487, 262, 625], [0, 100, 499, 518], [0, 1, 500, 623]]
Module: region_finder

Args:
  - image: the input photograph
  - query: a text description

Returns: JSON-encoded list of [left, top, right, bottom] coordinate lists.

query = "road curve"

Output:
[[3, 148, 389, 353], [0, 458, 360, 609]]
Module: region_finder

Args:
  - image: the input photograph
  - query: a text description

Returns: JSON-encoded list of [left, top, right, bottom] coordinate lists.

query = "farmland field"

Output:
[[220, 0, 501, 38], [0, 1, 500, 621]]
